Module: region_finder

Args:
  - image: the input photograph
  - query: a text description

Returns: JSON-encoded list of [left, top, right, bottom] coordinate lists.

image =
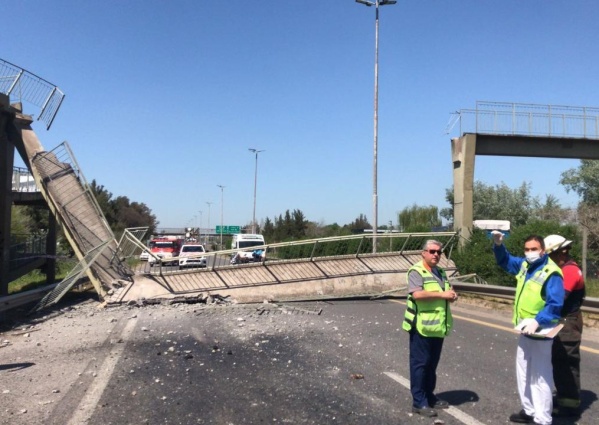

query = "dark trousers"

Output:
[[552, 310, 583, 407], [409, 330, 444, 408]]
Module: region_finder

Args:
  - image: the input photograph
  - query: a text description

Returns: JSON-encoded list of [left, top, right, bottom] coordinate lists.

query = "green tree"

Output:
[[292, 209, 308, 238], [560, 159, 599, 204], [452, 220, 581, 287], [451, 229, 514, 286], [560, 159, 599, 258], [398, 205, 441, 232], [262, 217, 274, 240], [90, 180, 157, 237], [10, 206, 34, 238], [90, 180, 116, 225], [441, 181, 562, 227], [346, 214, 371, 234]]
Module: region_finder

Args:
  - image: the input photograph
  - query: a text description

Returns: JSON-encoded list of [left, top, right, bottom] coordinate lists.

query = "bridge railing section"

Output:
[[8, 233, 47, 271], [0, 57, 65, 130], [450, 101, 599, 139], [138, 231, 459, 276], [265, 231, 458, 261], [12, 166, 39, 192]]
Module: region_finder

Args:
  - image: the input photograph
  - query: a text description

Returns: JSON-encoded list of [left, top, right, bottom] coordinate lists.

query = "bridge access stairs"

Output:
[[7, 110, 133, 303]]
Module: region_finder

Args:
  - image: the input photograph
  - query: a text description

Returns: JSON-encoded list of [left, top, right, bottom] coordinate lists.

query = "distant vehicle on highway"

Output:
[[178, 244, 207, 269], [231, 233, 265, 250], [139, 250, 150, 261], [230, 234, 266, 265], [148, 236, 184, 266]]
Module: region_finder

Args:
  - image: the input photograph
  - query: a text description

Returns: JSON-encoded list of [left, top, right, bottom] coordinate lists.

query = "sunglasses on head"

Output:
[[426, 249, 442, 255]]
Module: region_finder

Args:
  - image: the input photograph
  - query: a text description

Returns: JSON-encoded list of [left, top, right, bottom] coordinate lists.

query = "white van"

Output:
[[230, 234, 266, 264], [231, 234, 265, 250]]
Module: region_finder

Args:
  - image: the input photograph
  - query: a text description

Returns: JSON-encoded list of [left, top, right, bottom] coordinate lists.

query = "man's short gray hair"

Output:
[[422, 239, 443, 250]]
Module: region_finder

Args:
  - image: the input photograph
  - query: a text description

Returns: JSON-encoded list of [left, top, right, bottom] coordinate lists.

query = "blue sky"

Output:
[[4, 1, 598, 229]]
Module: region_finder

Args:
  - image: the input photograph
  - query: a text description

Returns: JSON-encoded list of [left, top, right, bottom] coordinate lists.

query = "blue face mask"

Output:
[[525, 251, 541, 264]]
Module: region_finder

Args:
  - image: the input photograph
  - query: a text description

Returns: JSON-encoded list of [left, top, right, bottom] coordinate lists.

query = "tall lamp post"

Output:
[[198, 210, 202, 242], [248, 148, 265, 234], [205, 201, 213, 246], [356, 0, 396, 253], [217, 185, 225, 249]]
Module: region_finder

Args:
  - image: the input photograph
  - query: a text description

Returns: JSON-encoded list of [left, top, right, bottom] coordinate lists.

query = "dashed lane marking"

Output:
[[383, 372, 486, 425], [66, 316, 138, 425]]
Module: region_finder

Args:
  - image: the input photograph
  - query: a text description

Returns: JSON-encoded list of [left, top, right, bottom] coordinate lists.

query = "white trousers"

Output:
[[516, 335, 554, 425]]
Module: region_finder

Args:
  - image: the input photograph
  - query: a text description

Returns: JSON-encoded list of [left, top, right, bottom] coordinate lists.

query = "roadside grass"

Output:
[[586, 278, 599, 298], [8, 261, 73, 294]]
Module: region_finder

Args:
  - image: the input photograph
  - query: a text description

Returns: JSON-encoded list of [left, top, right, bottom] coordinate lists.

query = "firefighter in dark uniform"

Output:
[[544, 235, 585, 418]]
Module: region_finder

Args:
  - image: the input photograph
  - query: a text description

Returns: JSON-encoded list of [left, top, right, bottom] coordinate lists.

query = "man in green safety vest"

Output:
[[402, 239, 458, 418], [492, 232, 564, 425]]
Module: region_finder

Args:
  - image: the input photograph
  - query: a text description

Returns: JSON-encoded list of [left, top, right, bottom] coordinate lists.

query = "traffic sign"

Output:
[[215, 225, 241, 234]]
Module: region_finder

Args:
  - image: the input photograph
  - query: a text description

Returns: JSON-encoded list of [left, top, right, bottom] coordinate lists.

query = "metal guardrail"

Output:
[[447, 101, 599, 139], [0, 58, 65, 130], [452, 282, 599, 315], [0, 283, 58, 313]]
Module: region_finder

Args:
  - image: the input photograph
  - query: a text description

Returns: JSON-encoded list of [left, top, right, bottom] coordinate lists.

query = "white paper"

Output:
[[514, 318, 563, 338]]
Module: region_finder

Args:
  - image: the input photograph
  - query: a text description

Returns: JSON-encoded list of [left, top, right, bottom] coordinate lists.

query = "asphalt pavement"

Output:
[[1, 295, 598, 425]]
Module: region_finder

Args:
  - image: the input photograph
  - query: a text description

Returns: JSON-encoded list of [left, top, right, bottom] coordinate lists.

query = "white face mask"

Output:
[[525, 251, 541, 263]]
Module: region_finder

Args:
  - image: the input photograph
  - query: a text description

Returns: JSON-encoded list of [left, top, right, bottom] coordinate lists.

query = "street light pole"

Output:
[[198, 210, 202, 242], [217, 185, 225, 249], [356, 0, 396, 253], [248, 148, 265, 234], [206, 201, 212, 247]]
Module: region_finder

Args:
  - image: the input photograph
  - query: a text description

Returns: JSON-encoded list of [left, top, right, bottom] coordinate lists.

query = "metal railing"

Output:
[[447, 101, 599, 139], [8, 234, 47, 271], [134, 231, 460, 276], [11, 166, 39, 192], [0, 58, 65, 130]]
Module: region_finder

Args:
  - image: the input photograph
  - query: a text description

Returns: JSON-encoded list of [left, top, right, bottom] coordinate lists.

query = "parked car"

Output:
[[139, 250, 150, 261], [178, 244, 207, 269]]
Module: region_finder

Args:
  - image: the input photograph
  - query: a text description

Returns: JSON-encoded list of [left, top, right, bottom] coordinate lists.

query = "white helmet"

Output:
[[544, 234, 573, 254]]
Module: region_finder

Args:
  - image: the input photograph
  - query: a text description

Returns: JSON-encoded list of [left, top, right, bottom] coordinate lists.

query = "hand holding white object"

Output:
[[521, 319, 539, 335], [490, 230, 504, 246]]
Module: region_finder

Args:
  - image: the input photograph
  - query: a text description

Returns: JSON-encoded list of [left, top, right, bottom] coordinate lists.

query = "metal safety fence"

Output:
[[0, 57, 65, 130], [12, 166, 38, 192], [127, 231, 459, 276], [447, 101, 599, 139]]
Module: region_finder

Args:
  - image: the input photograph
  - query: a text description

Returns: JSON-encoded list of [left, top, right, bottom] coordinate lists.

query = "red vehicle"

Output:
[[148, 236, 184, 266]]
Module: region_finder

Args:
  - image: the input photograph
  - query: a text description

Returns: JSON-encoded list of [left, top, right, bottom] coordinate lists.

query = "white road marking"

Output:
[[66, 316, 138, 425], [384, 371, 486, 425]]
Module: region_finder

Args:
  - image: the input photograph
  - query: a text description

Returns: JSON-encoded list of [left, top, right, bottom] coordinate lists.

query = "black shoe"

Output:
[[430, 399, 449, 409], [509, 409, 534, 423], [412, 406, 437, 417]]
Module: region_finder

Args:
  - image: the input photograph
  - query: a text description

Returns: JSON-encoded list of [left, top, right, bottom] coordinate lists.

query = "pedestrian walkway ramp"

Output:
[[114, 232, 460, 304], [11, 114, 132, 302]]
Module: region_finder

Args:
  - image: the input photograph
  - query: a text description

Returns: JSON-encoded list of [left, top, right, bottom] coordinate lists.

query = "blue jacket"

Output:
[[493, 244, 564, 327]]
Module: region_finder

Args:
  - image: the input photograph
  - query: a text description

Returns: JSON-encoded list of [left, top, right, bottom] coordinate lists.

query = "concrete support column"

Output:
[[0, 108, 15, 295], [451, 134, 477, 246]]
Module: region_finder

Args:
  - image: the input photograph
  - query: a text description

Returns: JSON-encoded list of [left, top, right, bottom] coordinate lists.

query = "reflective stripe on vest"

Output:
[[402, 261, 453, 337], [513, 259, 563, 326]]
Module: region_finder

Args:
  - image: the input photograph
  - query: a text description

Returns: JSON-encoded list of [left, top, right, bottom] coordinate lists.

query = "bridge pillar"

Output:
[[1, 94, 15, 295], [451, 134, 476, 246]]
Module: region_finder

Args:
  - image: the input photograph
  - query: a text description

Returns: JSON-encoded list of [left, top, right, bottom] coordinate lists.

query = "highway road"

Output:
[[1, 297, 598, 425]]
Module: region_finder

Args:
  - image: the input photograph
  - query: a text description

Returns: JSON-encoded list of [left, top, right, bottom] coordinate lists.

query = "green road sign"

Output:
[[215, 225, 241, 234]]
